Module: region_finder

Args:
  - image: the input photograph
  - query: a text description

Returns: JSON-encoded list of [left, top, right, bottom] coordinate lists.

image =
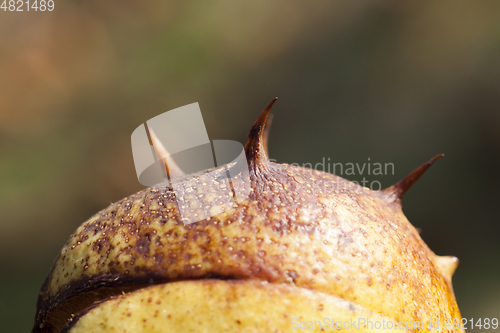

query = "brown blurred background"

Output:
[[1, 0, 499, 331]]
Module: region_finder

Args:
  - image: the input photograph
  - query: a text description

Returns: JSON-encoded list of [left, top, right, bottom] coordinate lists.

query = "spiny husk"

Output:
[[33, 99, 461, 333]]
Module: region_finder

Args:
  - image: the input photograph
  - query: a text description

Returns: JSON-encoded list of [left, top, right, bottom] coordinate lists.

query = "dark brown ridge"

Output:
[[35, 272, 250, 333], [58, 279, 244, 333]]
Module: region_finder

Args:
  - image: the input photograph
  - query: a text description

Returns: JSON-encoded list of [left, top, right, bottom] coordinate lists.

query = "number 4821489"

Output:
[[1, 0, 54, 11]]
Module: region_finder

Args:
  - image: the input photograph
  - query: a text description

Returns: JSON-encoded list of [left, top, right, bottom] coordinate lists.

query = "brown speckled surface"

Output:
[[33, 100, 462, 333]]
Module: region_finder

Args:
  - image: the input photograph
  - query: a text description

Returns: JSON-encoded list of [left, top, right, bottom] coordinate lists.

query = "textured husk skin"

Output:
[[33, 160, 462, 333], [61, 280, 414, 333]]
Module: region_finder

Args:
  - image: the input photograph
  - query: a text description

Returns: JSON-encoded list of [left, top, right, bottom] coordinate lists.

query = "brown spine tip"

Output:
[[382, 154, 444, 203], [148, 128, 185, 180], [245, 97, 278, 171], [262, 113, 274, 158]]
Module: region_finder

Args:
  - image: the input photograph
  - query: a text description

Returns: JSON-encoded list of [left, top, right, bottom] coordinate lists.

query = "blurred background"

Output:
[[1, 0, 499, 331]]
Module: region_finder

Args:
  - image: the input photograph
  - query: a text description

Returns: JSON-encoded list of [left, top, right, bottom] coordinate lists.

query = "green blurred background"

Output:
[[1, 1, 499, 331]]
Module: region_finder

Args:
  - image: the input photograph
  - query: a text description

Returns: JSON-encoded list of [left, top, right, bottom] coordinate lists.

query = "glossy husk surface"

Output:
[[34, 161, 461, 333], [33, 101, 462, 332]]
